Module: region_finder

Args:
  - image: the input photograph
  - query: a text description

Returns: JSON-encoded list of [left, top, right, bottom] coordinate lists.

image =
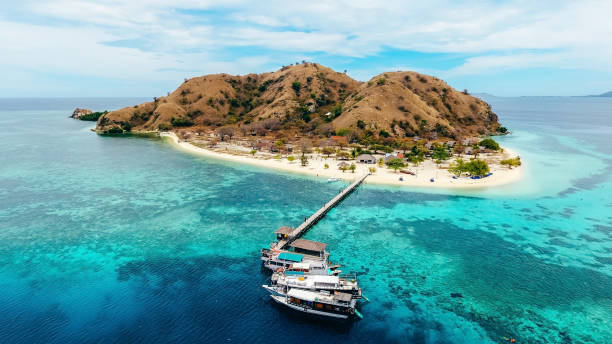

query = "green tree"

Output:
[[432, 145, 451, 161], [378, 158, 384, 167], [171, 117, 194, 127], [500, 157, 521, 168], [250, 149, 257, 156], [448, 158, 466, 176], [408, 145, 425, 166], [78, 111, 108, 121], [287, 155, 296, 162], [321, 146, 334, 158], [368, 167, 377, 174], [386, 158, 405, 172], [324, 163, 330, 169], [479, 138, 500, 151], [336, 151, 350, 160], [398, 140, 412, 154], [466, 159, 490, 176], [292, 81, 301, 94], [349, 163, 356, 173], [370, 144, 393, 154], [300, 154, 309, 166], [408, 154, 424, 166]]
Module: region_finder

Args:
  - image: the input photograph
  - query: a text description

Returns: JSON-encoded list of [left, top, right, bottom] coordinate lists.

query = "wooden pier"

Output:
[[275, 173, 369, 250]]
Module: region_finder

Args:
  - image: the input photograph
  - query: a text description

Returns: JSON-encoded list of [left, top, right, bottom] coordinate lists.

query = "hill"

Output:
[[597, 91, 612, 97], [95, 63, 504, 141]]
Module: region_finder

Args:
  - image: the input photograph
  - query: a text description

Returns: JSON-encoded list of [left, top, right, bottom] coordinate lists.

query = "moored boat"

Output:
[[269, 271, 362, 298], [261, 239, 333, 274], [265, 286, 359, 320]]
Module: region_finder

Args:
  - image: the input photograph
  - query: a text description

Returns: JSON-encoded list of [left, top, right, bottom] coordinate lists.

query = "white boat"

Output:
[[270, 271, 362, 298], [265, 286, 358, 319], [261, 239, 333, 275], [327, 177, 340, 182]]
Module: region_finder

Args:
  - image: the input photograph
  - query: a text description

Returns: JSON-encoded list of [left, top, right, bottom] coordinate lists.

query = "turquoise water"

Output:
[[0, 97, 610, 343]]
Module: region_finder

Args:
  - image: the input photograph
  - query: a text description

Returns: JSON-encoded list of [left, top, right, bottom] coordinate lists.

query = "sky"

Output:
[[1, 0, 611, 97]]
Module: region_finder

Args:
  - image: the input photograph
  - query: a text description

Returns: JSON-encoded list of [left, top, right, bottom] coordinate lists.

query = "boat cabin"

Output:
[[285, 288, 355, 315], [286, 261, 329, 275], [290, 239, 328, 258]]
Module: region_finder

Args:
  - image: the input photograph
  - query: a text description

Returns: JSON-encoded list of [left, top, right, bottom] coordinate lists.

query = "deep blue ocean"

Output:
[[0, 96, 610, 343]]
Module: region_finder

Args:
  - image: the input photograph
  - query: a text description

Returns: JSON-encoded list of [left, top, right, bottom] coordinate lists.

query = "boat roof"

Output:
[[290, 239, 328, 252], [274, 226, 293, 235], [287, 288, 333, 303], [277, 252, 303, 262]]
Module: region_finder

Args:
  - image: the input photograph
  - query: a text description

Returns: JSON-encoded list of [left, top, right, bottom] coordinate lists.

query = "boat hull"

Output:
[[269, 295, 349, 319], [262, 284, 285, 296]]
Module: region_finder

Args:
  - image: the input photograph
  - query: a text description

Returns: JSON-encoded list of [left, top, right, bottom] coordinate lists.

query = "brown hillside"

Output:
[[96, 63, 501, 141], [336, 72, 498, 139]]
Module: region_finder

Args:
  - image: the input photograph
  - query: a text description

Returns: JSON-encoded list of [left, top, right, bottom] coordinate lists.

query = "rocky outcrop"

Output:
[[71, 108, 92, 119]]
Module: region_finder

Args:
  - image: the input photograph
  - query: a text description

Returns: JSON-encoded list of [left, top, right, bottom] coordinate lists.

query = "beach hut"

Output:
[[337, 162, 350, 170], [274, 226, 293, 240], [356, 154, 376, 164]]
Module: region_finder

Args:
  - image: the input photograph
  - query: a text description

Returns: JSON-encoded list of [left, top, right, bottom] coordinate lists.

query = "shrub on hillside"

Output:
[[171, 117, 194, 127], [79, 111, 108, 121]]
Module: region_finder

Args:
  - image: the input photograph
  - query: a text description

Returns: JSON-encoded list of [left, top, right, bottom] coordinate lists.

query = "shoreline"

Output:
[[160, 132, 524, 189]]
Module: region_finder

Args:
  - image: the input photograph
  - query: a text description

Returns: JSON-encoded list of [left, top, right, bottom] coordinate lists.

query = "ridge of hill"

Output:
[[96, 62, 503, 140]]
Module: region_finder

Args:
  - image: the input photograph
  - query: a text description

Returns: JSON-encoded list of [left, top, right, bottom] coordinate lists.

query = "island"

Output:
[[94, 62, 522, 188]]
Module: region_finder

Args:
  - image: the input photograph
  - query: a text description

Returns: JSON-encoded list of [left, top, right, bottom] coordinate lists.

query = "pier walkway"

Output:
[[275, 173, 369, 250]]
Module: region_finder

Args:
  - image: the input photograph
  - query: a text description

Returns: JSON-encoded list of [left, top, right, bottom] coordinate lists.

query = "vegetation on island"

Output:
[[449, 158, 490, 177], [79, 111, 108, 121], [386, 158, 406, 172], [479, 138, 500, 151], [500, 156, 521, 168], [91, 62, 519, 180]]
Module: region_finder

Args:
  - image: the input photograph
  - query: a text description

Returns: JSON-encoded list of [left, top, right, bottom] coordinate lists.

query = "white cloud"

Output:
[[0, 0, 611, 95]]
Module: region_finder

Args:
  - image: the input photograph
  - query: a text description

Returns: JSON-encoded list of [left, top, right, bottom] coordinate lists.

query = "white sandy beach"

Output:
[[160, 132, 523, 189]]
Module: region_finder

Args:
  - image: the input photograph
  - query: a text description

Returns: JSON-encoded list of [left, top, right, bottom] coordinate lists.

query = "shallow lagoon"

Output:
[[0, 97, 610, 343]]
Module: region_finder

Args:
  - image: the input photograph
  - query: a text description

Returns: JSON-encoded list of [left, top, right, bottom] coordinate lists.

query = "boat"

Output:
[[269, 270, 363, 298], [327, 177, 340, 182], [261, 239, 333, 274], [264, 286, 359, 320], [400, 169, 415, 175]]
